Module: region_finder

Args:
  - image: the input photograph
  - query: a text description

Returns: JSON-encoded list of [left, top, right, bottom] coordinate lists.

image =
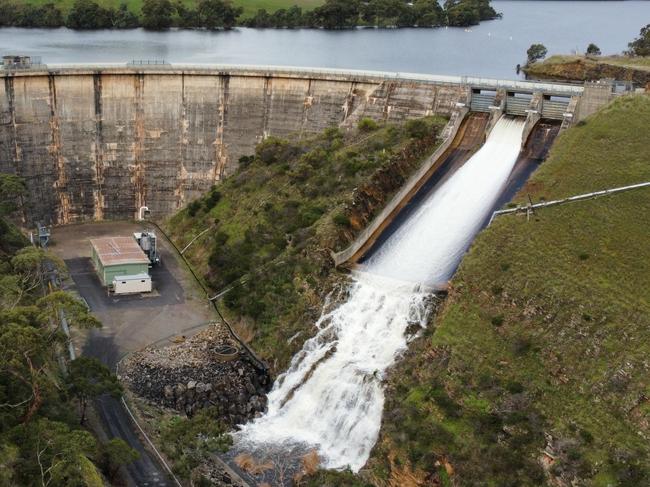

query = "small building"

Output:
[[112, 273, 152, 294], [2, 55, 41, 70], [90, 237, 152, 293]]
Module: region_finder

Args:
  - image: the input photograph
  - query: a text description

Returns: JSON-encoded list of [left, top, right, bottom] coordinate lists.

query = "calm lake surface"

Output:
[[1, 1, 649, 79]]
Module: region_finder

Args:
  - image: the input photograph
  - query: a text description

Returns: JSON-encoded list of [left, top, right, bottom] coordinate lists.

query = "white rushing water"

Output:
[[236, 116, 526, 471]]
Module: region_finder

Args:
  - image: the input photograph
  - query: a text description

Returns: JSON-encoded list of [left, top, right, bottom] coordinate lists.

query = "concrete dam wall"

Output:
[[0, 65, 589, 224], [0, 66, 470, 224]]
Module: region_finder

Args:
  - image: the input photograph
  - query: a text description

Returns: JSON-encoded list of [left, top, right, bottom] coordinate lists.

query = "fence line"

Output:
[[2, 62, 585, 94]]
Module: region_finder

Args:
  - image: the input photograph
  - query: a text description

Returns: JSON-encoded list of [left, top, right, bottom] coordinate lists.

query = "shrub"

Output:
[[187, 200, 202, 217], [429, 385, 461, 418], [300, 148, 328, 168], [506, 381, 524, 394], [491, 314, 504, 326], [513, 337, 532, 355], [358, 117, 378, 132], [66, 0, 113, 29], [474, 412, 503, 440], [204, 187, 221, 210], [299, 204, 325, 229], [526, 43, 547, 64], [405, 118, 429, 139], [288, 162, 311, 183], [141, 0, 174, 30], [579, 428, 594, 444], [214, 231, 228, 246], [160, 409, 231, 479], [344, 157, 372, 176], [238, 155, 254, 166], [332, 213, 350, 227], [491, 285, 503, 296], [255, 137, 299, 165], [586, 43, 601, 56]]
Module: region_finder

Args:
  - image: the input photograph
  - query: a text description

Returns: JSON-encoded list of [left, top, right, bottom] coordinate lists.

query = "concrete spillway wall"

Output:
[[0, 65, 590, 225], [0, 66, 469, 224]]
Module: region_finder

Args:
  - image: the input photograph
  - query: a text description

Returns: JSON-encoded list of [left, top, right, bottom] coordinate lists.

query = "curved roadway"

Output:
[[52, 221, 217, 486]]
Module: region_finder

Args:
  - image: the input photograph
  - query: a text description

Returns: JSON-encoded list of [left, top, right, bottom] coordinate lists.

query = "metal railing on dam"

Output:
[[1, 62, 585, 95]]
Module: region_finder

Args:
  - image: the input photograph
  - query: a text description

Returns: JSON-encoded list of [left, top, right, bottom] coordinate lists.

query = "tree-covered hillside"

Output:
[[0, 175, 139, 486], [166, 116, 448, 370], [0, 0, 499, 30]]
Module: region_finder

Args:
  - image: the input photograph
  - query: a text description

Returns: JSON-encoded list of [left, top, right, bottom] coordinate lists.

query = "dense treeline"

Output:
[[627, 23, 650, 56], [0, 175, 139, 485], [0, 0, 498, 30], [246, 0, 497, 29]]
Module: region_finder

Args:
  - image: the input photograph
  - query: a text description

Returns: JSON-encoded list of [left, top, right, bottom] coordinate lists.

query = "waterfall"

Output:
[[236, 117, 526, 472]]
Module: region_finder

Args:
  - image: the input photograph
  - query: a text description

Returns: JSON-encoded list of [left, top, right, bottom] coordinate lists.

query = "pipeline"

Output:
[[489, 181, 650, 224]]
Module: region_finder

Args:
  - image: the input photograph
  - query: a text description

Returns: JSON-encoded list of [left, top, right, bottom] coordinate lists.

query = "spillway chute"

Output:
[[234, 115, 527, 474]]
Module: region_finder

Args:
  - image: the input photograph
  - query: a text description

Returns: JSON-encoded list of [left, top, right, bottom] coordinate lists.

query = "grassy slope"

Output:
[[535, 55, 650, 71], [366, 94, 650, 486], [525, 55, 650, 83], [165, 117, 448, 370], [23, 0, 324, 17]]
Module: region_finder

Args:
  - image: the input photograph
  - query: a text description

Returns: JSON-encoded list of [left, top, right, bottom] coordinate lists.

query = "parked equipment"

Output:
[[133, 231, 160, 265]]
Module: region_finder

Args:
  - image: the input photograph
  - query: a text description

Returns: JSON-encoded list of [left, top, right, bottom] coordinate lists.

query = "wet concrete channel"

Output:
[[359, 117, 561, 265]]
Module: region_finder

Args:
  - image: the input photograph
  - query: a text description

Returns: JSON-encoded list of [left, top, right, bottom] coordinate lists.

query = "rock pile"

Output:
[[121, 325, 270, 425]]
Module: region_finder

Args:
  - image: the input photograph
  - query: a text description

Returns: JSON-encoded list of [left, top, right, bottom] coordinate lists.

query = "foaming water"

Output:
[[236, 117, 526, 472], [366, 116, 526, 286]]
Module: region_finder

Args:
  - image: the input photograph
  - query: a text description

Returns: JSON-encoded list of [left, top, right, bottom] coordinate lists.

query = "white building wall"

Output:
[[112, 274, 152, 294]]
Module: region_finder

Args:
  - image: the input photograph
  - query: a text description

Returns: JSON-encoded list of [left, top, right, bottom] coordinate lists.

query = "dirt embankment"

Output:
[[337, 130, 443, 246], [524, 57, 650, 86]]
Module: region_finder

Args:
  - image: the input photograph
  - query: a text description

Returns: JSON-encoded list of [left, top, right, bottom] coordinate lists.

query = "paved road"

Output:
[[51, 222, 216, 486]]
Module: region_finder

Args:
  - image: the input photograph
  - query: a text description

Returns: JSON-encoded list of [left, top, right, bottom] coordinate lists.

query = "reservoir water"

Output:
[[0, 1, 649, 79], [236, 117, 526, 471]]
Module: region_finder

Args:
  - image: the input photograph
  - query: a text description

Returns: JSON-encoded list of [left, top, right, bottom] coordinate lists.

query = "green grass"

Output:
[[369, 94, 650, 486], [23, 0, 324, 17], [525, 54, 650, 83], [538, 54, 650, 71]]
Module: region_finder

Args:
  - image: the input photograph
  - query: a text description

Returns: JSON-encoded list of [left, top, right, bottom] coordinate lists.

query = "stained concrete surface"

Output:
[[0, 69, 467, 225]]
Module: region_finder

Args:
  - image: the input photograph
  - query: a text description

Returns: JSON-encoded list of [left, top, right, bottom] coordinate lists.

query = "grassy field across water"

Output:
[[525, 54, 650, 84], [21, 0, 325, 17]]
